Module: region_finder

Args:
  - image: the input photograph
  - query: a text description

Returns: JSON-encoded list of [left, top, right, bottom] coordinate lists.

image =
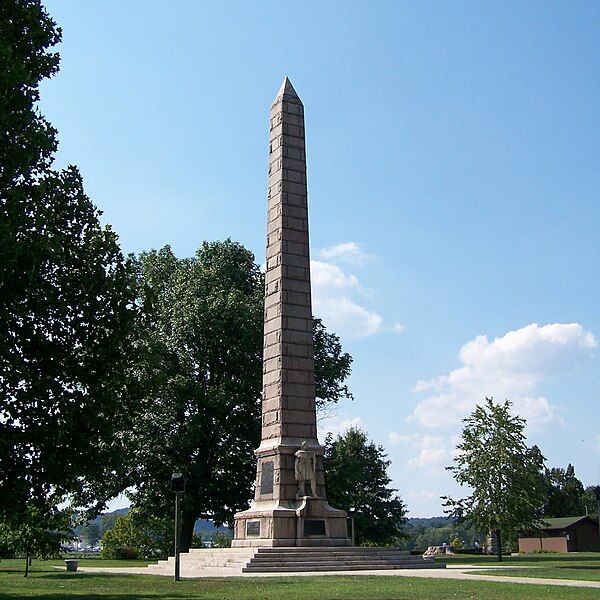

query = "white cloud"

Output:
[[311, 260, 361, 292], [388, 432, 418, 445], [391, 322, 405, 334], [311, 260, 385, 339], [319, 242, 370, 265], [407, 435, 450, 468], [513, 396, 564, 431], [313, 296, 383, 339], [409, 323, 596, 430]]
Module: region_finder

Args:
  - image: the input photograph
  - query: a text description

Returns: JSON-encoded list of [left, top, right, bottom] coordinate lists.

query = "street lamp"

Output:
[[171, 473, 186, 582], [347, 508, 356, 547]]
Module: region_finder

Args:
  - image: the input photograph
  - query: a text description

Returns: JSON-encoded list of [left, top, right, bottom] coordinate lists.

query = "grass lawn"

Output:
[[1, 559, 599, 600], [439, 552, 600, 582], [437, 551, 600, 566], [444, 552, 600, 582]]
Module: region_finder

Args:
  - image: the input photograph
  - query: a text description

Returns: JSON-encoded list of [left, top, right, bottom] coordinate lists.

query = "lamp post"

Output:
[[171, 473, 186, 582], [594, 486, 600, 548], [348, 508, 356, 547]]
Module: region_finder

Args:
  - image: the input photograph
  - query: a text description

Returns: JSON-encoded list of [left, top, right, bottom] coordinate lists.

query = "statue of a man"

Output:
[[294, 440, 318, 497]]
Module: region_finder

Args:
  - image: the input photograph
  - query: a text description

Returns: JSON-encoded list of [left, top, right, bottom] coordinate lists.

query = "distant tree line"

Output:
[[397, 518, 484, 552]]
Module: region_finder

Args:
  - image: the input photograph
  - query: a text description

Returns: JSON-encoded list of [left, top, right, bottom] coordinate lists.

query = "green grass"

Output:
[[439, 552, 600, 582], [1, 559, 599, 600], [474, 566, 600, 581], [437, 551, 600, 565]]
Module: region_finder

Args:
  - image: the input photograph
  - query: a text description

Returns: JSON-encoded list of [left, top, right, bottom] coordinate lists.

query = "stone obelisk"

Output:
[[232, 78, 350, 547]]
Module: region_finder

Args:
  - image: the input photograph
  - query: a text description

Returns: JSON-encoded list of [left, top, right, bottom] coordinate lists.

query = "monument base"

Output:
[[232, 496, 351, 548]]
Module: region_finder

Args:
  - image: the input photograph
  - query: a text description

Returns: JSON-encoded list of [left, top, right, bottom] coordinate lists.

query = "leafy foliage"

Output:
[[313, 318, 353, 410], [0, 502, 71, 575], [582, 486, 600, 518], [100, 511, 172, 560], [127, 242, 263, 551], [324, 427, 406, 546], [80, 522, 102, 548], [397, 517, 485, 551], [541, 464, 586, 518], [0, 0, 137, 520], [211, 531, 233, 548], [126, 242, 353, 551], [444, 398, 546, 561]]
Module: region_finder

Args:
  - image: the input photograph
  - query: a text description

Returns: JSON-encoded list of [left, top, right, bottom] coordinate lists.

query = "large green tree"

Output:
[[541, 464, 586, 518], [444, 398, 546, 561], [128, 242, 353, 551], [323, 427, 406, 546], [0, 0, 137, 520]]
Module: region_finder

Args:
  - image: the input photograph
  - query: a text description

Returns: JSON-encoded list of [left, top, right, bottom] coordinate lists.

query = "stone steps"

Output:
[[242, 563, 439, 573], [250, 554, 423, 563], [249, 554, 418, 562], [146, 547, 442, 576], [255, 546, 409, 552], [242, 547, 441, 573], [146, 548, 256, 576]]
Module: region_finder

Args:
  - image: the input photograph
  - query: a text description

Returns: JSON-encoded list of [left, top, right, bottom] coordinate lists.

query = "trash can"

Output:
[[64, 559, 79, 572]]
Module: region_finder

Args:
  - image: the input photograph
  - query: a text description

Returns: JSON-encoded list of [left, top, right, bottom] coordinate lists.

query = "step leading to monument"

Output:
[[146, 547, 443, 576]]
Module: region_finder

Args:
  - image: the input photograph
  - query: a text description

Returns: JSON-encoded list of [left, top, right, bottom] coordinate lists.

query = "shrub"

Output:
[[212, 531, 232, 548], [100, 512, 171, 559], [112, 546, 139, 560]]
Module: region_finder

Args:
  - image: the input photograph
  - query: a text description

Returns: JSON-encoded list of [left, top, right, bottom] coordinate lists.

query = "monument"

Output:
[[232, 78, 350, 547], [146, 79, 443, 572]]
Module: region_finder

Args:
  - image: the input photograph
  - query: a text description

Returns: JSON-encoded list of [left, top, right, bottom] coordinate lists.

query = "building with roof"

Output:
[[518, 516, 600, 553]]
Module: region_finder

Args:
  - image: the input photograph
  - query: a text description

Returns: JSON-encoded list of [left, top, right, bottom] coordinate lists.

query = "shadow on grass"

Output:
[[557, 565, 600, 571], [0, 591, 184, 600], [0, 569, 28, 575], [35, 572, 143, 580]]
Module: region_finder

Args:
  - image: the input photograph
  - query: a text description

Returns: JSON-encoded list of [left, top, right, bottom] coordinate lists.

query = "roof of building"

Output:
[[538, 516, 596, 530]]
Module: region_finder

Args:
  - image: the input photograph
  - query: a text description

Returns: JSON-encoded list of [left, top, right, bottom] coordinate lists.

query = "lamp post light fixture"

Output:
[[171, 473, 186, 581]]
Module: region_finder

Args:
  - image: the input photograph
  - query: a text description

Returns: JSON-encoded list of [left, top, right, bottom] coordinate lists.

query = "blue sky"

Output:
[[43, 1, 599, 517]]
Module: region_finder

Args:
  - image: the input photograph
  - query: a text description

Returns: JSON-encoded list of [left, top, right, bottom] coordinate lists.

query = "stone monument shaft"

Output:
[[261, 77, 319, 458], [233, 78, 349, 547]]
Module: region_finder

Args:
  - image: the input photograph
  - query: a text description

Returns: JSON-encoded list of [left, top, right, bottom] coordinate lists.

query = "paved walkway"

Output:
[[73, 564, 600, 589]]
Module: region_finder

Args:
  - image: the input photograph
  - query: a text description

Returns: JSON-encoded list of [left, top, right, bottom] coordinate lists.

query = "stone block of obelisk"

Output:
[[232, 78, 350, 547]]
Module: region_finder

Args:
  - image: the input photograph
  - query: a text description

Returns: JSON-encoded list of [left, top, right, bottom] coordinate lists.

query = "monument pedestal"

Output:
[[232, 497, 350, 548]]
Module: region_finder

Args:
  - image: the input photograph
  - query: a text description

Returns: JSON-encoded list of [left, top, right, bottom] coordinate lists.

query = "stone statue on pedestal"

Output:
[[295, 441, 317, 497]]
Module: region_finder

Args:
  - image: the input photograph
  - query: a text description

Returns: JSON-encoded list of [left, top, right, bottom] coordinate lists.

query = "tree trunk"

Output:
[[495, 529, 503, 562], [180, 510, 196, 553], [24, 542, 30, 578]]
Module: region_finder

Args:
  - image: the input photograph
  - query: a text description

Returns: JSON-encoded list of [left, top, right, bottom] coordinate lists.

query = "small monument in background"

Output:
[[232, 78, 350, 547]]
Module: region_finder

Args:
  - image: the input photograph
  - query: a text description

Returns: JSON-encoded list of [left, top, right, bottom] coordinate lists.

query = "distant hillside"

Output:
[[194, 519, 230, 535], [406, 516, 450, 527], [80, 509, 444, 541], [81, 507, 230, 535]]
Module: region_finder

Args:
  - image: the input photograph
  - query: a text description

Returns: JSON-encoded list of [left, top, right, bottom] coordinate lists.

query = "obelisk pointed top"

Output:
[[273, 77, 301, 103]]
